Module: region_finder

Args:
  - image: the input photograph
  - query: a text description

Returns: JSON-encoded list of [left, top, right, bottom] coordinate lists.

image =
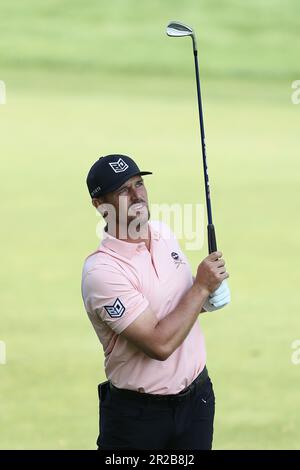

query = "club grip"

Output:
[[207, 224, 217, 254]]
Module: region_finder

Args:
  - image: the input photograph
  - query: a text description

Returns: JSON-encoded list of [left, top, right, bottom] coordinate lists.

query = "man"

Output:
[[81, 154, 230, 450]]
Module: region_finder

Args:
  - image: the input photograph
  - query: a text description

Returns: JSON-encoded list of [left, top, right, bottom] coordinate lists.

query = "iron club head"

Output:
[[166, 21, 197, 52]]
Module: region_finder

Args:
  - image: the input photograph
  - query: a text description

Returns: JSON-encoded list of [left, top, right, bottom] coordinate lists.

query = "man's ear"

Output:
[[92, 197, 101, 209], [92, 197, 103, 209], [92, 197, 108, 218]]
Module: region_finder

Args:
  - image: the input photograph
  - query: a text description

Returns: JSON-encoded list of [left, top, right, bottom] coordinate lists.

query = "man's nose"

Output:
[[129, 187, 139, 201]]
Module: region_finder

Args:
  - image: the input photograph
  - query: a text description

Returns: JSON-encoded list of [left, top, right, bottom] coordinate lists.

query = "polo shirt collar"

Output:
[[100, 222, 160, 259]]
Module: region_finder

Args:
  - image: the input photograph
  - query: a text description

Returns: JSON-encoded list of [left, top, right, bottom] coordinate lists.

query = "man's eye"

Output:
[[136, 181, 143, 187]]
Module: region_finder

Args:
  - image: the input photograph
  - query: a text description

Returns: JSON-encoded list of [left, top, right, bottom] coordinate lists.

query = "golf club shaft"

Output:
[[193, 49, 217, 254]]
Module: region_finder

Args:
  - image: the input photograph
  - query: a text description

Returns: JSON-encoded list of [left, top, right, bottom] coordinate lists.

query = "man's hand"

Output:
[[194, 251, 229, 295], [204, 280, 231, 312]]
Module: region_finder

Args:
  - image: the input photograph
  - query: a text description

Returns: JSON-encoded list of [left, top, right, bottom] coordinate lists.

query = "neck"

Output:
[[106, 222, 151, 251]]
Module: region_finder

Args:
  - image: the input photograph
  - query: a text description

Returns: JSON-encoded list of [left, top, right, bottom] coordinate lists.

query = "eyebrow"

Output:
[[117, 178, 143, 192]]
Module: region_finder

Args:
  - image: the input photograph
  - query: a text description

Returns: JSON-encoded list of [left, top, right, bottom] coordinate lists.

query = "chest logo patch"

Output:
[[171, 251, 186, 269], [104, 298, 125, 318]]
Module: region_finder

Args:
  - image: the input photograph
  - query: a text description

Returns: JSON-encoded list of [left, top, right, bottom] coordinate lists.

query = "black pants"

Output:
[[97, 369, 215, 450]]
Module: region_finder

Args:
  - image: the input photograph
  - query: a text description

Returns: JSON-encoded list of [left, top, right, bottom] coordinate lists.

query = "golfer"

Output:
[[81, 154, 230, 450]]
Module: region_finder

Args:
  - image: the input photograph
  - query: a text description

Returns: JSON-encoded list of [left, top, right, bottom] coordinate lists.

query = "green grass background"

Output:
[[0, 0, 299, 449]]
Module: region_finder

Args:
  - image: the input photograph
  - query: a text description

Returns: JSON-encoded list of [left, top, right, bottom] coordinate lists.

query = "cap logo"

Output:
[[109, 158, 129, 173]]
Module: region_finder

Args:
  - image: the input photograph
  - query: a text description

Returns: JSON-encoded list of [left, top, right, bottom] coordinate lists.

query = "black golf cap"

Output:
[[86, 154, 152, 198]]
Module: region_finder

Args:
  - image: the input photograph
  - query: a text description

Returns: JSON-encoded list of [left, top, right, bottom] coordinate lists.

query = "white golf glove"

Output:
[[203, 280, 231, 312]]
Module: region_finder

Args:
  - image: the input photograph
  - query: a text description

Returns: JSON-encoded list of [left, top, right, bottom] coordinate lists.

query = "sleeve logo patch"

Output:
[[104, 298, 125, 318]]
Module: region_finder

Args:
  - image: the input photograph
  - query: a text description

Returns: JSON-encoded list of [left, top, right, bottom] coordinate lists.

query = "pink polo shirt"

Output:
[[81, 221, 207, 394]]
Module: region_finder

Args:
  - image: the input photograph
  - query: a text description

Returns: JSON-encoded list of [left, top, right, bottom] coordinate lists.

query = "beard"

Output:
[[125, 204, 150, 240], [102, 199, 151, 240]]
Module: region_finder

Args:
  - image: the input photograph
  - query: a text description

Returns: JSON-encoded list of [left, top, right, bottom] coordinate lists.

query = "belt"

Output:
[[108, 366, 208, 403]]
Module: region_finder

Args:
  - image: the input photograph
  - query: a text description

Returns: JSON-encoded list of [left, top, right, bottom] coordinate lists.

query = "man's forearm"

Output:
[[153, 283, 209, 359]]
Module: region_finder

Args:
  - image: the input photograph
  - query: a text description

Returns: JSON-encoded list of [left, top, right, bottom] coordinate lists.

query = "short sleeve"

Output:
[[82, 265, 149, 335]]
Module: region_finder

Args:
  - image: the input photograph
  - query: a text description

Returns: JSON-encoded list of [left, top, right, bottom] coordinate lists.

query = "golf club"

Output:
[[166, 21, 217, 254]]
